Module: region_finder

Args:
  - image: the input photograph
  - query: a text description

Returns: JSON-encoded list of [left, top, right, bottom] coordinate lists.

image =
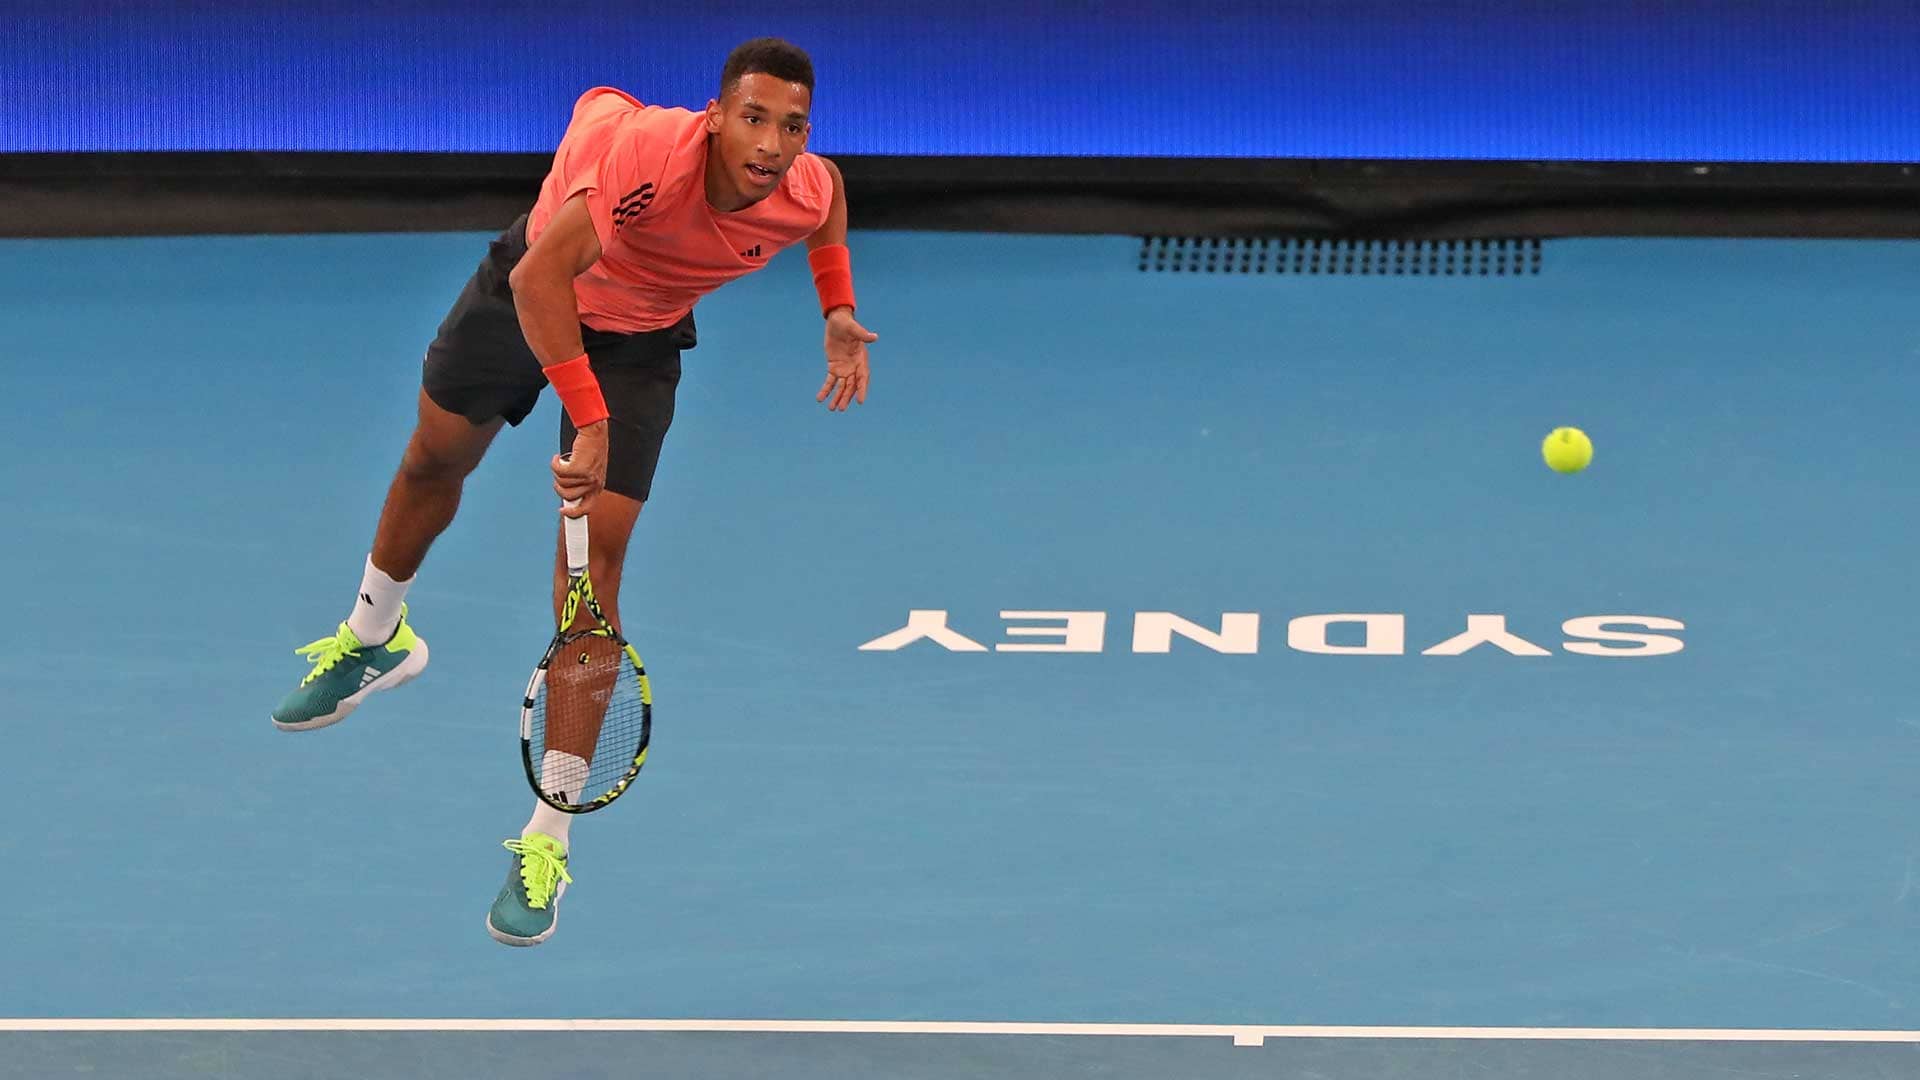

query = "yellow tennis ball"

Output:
[[1542, 427, 1593, 473]]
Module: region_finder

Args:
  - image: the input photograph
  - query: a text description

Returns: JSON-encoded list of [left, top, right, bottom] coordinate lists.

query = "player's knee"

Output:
[[399, 430, 479, 486], [401, 390, 497, 486]]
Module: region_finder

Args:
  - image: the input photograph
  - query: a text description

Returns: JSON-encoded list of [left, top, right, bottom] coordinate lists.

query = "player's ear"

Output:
[[705, 98, 722, 133]]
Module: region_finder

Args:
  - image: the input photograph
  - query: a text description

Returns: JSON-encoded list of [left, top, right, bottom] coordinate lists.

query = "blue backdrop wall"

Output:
[[4, 1, 1916, 162]]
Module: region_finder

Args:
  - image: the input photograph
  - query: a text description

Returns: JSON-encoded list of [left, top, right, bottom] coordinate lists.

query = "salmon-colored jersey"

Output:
[[526, 87, 834, 333]]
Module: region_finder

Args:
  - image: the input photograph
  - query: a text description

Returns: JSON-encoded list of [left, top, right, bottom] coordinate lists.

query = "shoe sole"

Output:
[[486, 879, 565, 947], [271, 638, 431, 732], [485, 911, 559, 947]]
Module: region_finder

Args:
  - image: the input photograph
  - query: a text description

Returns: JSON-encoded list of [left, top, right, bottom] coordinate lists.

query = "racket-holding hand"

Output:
[[552, 420, 608, 515], [817, 308, 877, 412]]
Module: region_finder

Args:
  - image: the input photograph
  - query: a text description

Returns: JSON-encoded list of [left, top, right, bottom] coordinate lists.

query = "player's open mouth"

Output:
[[745, 162, 777, 184]]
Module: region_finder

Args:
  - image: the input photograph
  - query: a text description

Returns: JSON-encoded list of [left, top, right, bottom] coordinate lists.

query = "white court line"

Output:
[[7, 1020, 1920, 1048]]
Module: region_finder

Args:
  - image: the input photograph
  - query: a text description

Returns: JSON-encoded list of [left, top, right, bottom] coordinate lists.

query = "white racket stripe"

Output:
[[519, 664, 549, 740]]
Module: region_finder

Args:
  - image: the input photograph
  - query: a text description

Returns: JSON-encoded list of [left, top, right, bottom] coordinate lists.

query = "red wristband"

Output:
[[542, 353, 610, 428], [808, 244, 856, 317]]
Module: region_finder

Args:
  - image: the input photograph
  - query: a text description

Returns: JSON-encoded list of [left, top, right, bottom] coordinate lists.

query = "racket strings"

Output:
[[529, 632, 648, 802]]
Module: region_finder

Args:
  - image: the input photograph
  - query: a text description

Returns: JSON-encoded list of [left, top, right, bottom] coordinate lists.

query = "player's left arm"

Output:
[[806, 156, 877, 412]]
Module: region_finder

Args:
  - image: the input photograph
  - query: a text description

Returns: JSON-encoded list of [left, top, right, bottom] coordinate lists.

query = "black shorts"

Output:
[[422, 213, 697, 502]]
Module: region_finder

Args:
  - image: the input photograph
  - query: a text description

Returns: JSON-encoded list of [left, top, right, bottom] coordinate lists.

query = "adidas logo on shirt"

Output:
[[612, 183, 656, 229], [739, 244, 762, 259]]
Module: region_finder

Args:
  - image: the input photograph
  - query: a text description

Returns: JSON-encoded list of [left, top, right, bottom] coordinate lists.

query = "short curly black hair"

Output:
[[720, 38, 815, 100]]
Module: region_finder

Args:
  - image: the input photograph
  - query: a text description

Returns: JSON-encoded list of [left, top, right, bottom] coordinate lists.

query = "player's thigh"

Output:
[[416, 213, 546, 473], [550, 490, 643, 629], [403, 387, 504, 479], [558, 342, 682, 520]]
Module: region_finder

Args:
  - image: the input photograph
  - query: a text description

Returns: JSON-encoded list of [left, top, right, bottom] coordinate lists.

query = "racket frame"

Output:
[[518, 505, 653, 814]]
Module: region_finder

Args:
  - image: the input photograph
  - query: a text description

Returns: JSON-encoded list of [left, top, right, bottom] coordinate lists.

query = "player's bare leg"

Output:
[[370, 389, 506, 582], [552, 489, 641, 634], [272, 390, 503, 731], [527, 489, 644, 820], [489, 490, 644, 946]]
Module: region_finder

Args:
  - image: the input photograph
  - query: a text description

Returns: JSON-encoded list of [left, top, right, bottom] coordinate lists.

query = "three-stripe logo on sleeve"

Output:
[[612, 183, 656, 228]]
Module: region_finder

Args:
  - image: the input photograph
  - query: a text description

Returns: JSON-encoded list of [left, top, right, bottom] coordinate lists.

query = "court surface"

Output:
[[1, 229, 1917, 1078]]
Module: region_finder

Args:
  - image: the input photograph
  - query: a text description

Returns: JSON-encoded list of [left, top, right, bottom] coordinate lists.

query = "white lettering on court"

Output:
[[1420, 614, 1552, 657], [997, 611, 1106, 653], [1286, 614, 1406, 655], [857, 610, 988, 652], [1561, 616, 1686, 656], [1132, 612, 1260, 654], [859, 610, 1687, 657]]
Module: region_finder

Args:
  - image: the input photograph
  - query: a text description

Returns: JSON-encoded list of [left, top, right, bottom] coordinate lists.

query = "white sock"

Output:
[[525, 800, 573, 847], [346, 555, 411, 645], [523, 750, 589, 846]]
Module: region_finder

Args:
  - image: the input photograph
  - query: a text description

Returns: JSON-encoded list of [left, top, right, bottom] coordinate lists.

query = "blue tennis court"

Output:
[[2, 230, 1918, 1077]]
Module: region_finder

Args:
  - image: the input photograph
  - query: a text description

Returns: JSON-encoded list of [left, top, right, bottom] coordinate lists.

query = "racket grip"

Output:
[[562, 499, 589, 575]]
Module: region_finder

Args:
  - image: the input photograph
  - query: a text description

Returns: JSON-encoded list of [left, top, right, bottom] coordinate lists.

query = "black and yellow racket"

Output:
[[519, 498, 652, 813]]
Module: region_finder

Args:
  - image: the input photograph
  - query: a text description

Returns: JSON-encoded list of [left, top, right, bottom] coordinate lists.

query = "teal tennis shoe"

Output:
[[271, 607, 428, 731], [487, 833, 572, 947]]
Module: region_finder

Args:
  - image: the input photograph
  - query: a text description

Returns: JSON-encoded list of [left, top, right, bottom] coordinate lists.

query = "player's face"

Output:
[[706, 73, 812, 202]]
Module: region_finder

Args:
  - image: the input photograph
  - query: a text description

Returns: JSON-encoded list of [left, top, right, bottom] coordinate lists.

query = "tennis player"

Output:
[[270, 38, 875, 946]]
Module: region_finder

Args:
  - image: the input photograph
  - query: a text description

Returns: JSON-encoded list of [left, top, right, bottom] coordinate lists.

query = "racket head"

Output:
[[521, 623, 652, 814]]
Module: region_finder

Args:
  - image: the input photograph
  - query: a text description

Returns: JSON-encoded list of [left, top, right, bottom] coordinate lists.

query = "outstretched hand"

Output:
[[817, 309, 877, 411]]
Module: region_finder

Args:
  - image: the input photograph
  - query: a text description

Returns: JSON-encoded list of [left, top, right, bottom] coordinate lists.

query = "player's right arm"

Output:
[[509, 192, 609, 513], [510, 191, 601, 366]]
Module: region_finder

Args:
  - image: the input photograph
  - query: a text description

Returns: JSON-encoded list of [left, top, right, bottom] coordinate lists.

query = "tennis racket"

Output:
[[519, 497, 653, 813]]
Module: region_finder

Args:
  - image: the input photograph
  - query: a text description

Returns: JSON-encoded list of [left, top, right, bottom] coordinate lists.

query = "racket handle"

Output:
[[562, 499, 589, 575]]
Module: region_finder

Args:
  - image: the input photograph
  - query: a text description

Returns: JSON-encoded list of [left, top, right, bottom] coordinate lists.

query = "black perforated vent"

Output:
[[1138, 237, 1545, 276]]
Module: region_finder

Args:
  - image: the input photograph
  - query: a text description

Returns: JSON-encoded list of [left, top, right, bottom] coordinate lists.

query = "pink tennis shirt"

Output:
[[526, 87, 834, 333]]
